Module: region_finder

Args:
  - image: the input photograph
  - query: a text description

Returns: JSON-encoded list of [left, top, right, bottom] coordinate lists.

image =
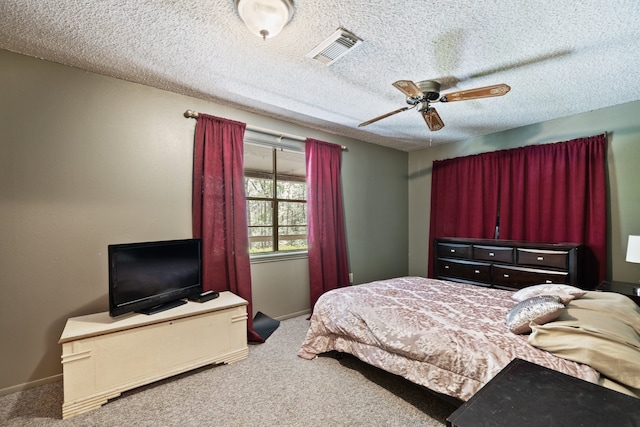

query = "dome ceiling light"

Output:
[[234, 0, 294, 40]]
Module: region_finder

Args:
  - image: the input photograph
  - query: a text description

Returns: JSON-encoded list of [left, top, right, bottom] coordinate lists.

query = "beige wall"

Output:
[[251, 257, 310, 319], [408, 101, 640, 284], [0, 50, 408, 393]]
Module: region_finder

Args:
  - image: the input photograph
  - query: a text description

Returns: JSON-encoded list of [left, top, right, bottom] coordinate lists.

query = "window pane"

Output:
[[278, 201, 306, 226], [278, 201, 307, 250], [277, 179, 306, 200], [245, 144, 274, 173], [248, 227, 273, 253], [245, 177, 273, 198], [278, 233, 307, 251], [276, 149, 305, 200], [276, 149, 305, 176], [246, 200, 272, 226]]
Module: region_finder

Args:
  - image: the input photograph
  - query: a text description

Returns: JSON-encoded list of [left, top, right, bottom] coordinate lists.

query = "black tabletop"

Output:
[[447, 358, 640, 427]]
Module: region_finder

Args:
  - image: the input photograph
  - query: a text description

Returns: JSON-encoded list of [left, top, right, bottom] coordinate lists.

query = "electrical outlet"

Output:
[[349, 273, 354, 284]]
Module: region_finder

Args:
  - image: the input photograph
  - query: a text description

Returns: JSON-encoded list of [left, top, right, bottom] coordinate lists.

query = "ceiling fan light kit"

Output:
[[234, 0, 294, 40], [414, 80, 441, 101], [360, 80, 511, 132]]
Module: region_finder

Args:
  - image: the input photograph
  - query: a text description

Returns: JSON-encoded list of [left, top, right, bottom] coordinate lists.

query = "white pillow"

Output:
[[506, 295, 565, 334], [512, 284, 586, 303]]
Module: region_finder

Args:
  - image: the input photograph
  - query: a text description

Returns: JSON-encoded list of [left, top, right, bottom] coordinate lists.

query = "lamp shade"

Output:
[[235, 0, 294, 40], [626, 235, 640, 263]]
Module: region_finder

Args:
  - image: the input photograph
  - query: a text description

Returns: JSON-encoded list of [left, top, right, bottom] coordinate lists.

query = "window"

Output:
[[244, 143, 307, 254]]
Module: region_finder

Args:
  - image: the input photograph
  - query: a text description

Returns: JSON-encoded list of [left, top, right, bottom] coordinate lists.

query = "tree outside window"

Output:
[[245, 144, 307, 253]]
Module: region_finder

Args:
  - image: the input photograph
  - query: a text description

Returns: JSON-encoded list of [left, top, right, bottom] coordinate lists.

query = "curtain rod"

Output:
[[184, 110, 347, 151]]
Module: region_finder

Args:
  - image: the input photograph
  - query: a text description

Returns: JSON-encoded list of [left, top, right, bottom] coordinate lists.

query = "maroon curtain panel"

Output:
[[192, 114, 263, 343], [497, 135, 607, 289], [428, 135, 606, 289], [427, 151, 501, 277], [305, 138, 350, 310]]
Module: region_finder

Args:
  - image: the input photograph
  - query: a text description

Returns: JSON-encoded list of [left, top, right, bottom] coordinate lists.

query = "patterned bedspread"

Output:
[[298, 276, 599, 401]]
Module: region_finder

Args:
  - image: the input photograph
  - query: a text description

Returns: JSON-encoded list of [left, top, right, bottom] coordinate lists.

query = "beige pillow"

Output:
[[506, 295, 565, 334], [569, 291, 640, 317], [529, 304, 640, 389], [512, 284, 586, 303]]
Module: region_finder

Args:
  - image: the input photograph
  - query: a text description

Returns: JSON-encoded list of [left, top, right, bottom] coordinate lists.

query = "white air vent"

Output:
[[306, 28, 362, 65]]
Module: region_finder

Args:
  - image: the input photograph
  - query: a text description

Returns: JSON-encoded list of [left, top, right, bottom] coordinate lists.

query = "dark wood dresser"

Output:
[[434, 238, 584, 290]]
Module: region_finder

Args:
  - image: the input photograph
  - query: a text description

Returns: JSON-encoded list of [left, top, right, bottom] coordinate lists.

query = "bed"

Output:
[[298, 276, 640, 401]]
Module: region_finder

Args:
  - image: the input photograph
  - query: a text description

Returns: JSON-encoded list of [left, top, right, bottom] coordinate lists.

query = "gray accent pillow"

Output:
[[506, 295, 565, 334]]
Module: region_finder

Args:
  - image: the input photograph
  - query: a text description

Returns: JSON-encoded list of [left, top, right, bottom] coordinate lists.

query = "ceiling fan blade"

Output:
[[358, 106, 412, 127], [422, 107, 445, 131], [392, 80, 423, 98], [439, 83, 511, 102]]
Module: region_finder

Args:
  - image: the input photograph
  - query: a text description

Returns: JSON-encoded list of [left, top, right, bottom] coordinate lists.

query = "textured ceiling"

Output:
[[2, 1, 640, 151]]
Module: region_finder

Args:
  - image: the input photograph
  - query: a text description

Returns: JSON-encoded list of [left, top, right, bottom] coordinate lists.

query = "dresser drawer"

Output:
[[516, 248, 569, 269], [474, 245, 514, 263], [493, 265, 569, 290], [437, 259, 491, 283], [437, 243, 473, 260]]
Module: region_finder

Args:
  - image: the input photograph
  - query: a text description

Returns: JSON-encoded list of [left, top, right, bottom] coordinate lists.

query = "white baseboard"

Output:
[[274, 309, 311, 321], [0, 374, 62, 397]]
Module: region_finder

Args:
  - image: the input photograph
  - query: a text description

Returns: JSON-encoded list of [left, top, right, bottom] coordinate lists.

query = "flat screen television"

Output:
[[108, 238, 202, 317]]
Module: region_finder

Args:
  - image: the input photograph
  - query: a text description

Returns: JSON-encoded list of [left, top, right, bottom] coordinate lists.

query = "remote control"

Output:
[[188, 290, 219, 302]]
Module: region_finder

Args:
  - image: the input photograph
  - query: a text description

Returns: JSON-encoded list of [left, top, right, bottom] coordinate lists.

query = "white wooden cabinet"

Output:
[[59, 291, 248, 419]]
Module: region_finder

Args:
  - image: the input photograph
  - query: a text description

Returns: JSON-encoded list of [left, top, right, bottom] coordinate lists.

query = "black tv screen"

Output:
[[108, 238, 202, 317]]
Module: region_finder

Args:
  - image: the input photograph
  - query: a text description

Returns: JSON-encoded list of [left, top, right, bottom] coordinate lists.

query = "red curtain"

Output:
[[497, 135, 607, 289], [427, 151, 501, 277], [192, 114, 263, 343], [428, 135, 607, 289], [306, 138, 350, 310]]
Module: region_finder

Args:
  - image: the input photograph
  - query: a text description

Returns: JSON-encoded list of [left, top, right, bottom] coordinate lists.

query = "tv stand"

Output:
[[59, 291, 248, 419], [136, 298, 187, 315]]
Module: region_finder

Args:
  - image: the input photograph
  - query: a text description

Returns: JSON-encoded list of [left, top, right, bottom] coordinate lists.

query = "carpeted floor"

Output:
[[0, 315, 457, 426]]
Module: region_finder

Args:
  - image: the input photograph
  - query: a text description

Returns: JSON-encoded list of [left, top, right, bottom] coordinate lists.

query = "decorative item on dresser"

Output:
[[434, 238, 584, 290]]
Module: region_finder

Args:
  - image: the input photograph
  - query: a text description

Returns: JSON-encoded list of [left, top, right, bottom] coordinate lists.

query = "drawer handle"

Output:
[[444, 266, 450, 269], [474, 270, 480, 274], [503, 274, 510, 278], [489, 252, 495, 257], [450, 249, 456, 253], [545, 280, 552, 284], [537, 256, 544, 261]]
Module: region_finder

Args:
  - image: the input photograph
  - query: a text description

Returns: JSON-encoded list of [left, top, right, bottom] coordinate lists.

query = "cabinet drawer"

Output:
[[474, 245, 514, 263], [493, 265, 569, 290], [437, 259, 491, 283], [437, 243, 472, 260], [516, 249, 569, 269]]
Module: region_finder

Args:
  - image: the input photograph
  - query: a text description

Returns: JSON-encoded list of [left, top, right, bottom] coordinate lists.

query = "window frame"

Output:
[[245, 145, 308, 258]]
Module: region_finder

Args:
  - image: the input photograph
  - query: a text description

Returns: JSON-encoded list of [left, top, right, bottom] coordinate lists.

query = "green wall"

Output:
[[0, 49, 408, 393], [408, 101, 640, 284]]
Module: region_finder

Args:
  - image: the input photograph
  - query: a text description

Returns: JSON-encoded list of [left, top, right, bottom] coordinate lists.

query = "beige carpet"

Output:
[[0, 315, 457, 426]]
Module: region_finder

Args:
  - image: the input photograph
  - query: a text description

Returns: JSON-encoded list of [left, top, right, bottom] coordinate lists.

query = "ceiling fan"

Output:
[[358, 80, 511, 131]]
